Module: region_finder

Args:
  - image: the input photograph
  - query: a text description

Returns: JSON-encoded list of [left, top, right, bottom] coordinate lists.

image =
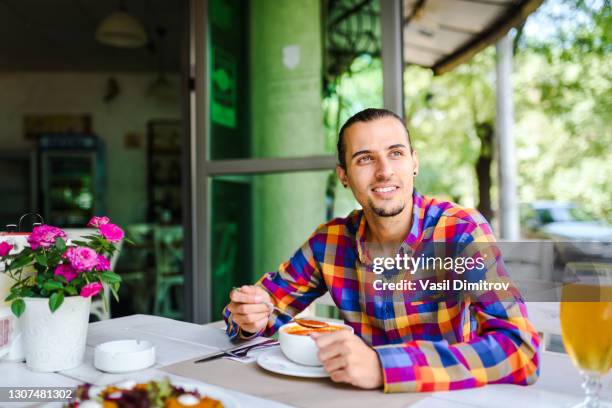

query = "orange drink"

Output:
[[560, 281, 612, 407]]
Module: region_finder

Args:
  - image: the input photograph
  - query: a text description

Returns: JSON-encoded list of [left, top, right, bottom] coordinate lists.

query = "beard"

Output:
[[368, 200, 405, 217]]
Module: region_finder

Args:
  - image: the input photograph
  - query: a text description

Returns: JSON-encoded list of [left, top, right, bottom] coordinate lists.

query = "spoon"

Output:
[[263, 302, 329, 329]]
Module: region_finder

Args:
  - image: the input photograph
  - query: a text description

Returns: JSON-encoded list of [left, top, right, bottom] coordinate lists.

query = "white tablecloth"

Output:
[[0, 314, 610, 408]]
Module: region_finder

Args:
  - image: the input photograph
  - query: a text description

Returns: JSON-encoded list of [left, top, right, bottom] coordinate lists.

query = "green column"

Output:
[[250, 0, 327, 276]]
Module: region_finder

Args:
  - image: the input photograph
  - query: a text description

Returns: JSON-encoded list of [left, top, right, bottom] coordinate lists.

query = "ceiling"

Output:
[[0, 0, 184, 72], [403, 0, 544, 74], [0, 0, 543, 75]]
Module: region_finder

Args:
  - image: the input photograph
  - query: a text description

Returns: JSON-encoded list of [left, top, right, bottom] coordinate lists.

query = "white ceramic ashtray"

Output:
[[94, 340, 155, 373]]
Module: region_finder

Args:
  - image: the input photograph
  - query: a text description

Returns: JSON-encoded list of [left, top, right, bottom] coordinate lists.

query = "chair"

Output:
[[116, 224, 154, 314], [153, 225, 184, 319]]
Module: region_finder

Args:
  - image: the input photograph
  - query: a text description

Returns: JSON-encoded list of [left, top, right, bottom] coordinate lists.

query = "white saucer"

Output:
[[257, 348, 330, 378]]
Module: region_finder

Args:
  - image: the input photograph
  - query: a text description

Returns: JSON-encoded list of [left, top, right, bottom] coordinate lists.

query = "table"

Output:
[[0, 314, 610, 408]]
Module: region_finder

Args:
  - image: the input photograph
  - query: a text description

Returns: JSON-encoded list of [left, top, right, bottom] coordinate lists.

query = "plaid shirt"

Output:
[[223, 189, 540, 392]]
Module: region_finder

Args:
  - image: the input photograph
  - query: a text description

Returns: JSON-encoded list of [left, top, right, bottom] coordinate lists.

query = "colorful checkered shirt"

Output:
[[223, 189, 540, 392]]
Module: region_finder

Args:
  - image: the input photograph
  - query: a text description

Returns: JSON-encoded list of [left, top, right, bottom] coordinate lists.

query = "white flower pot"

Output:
[[21, 296, 91, 372]]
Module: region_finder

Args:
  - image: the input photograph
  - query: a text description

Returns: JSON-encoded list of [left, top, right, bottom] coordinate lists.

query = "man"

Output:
[[224, 108, 540, 392]]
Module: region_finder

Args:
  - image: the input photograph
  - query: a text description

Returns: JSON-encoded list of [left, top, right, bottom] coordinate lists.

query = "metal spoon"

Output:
[[263, 302, 329, 329]]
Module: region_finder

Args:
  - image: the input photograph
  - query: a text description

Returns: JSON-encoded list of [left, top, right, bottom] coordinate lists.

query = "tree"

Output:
[[323, 0, 611, 225]]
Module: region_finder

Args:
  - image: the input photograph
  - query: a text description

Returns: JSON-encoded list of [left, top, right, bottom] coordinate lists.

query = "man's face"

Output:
[[336, 117, 418, 218]]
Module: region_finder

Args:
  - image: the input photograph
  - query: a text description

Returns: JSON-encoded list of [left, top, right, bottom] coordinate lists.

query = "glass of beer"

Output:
[[560, 274, 612, 408]]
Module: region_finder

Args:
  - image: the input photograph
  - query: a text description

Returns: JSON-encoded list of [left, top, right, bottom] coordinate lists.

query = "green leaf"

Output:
[[64, 285, 77, 296], [55, 237, 66, 252], [43, 281, 63, 292], [47, 253, 61, 265], [7, 254, 33, 270], [35, 252, 48, 266], [49, 292, 64, 313], [110, 284, 120, 302], [101, 272, 122, 284], [5, 293, 17, 302], [11, 299, 25, 317]]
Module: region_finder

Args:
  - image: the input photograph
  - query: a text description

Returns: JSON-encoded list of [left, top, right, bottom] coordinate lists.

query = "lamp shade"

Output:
[[96, 10, 148, 48]]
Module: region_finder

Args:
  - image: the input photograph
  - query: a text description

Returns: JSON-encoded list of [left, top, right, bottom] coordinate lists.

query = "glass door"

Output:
[[189, 0, 391, 323]]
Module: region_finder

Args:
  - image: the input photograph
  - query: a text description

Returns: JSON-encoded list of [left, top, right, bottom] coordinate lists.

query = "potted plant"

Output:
[[0, 216, 124, 372]]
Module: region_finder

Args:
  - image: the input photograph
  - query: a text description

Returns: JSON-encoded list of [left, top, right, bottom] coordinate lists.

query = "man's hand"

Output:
[[312, 330, 383, 389], [227, 285, 272, 334]]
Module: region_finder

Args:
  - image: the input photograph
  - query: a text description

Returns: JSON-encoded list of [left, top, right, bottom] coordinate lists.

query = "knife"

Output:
[[194, 339, 278, 364]]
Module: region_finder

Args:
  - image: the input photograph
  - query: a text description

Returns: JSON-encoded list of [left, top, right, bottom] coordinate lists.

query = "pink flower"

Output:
[[0, 242, 13, 257], [54, 263, 78, 282], [28, 225, 66, 250], [64, 246, 99, 272], [99, 224, 124, 242], [96, 255, 110, 271], [80, 282, 103, 298], [87, 216, 110, 228]]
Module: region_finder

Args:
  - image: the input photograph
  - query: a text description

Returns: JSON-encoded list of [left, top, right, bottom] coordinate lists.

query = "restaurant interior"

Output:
[[0, 0, 188, 319]]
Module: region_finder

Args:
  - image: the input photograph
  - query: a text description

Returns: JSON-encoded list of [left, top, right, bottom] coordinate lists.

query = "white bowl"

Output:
[[278, 321, 353, 366], [94, 340, 155, 373]]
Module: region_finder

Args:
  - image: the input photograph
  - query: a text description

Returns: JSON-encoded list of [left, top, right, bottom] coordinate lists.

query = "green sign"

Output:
[[211, 47, 237, 129]]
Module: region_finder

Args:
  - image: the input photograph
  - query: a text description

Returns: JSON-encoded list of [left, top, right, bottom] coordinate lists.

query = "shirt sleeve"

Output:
[[374, 217, 540, 392], [374, 300, 540, 392], [223, 227, 328, 340]]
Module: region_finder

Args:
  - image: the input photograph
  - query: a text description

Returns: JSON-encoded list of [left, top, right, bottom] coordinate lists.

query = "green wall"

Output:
[[250, 0, 327, 277]]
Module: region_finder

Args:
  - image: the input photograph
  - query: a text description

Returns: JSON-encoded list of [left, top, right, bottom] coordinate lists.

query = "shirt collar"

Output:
[[356, 188, 425, 264]]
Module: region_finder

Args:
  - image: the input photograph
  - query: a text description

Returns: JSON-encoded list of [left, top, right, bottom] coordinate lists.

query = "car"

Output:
[[521, 202, 612, 263]]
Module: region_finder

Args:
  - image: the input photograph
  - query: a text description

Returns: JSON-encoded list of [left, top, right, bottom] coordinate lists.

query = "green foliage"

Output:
[[101, 272, 122, 284], [11, 299, 25, 317], [1, 225, 124, 316], [49, 292, 64, 313], [514, 0, 611, 221], [323, 0, 611, 223], [323, 55, 384, 154]]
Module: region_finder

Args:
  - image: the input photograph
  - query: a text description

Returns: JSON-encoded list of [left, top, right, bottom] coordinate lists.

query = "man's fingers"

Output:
[[330, 369, 351, 384], [230, 288, 265, 304], [322, 355, 347, 373], [317, 342, 349, 363], [228, 302, 269, 314], [238, 285, 258, 293], [233, 311, 269, 325], [240, 316, 269, 333], [237, 285, 269, 296], [312, 329, 351, 349]]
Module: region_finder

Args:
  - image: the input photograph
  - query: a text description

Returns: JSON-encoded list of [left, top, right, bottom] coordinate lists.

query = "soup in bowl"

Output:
[[279, 321, 353, 366]]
